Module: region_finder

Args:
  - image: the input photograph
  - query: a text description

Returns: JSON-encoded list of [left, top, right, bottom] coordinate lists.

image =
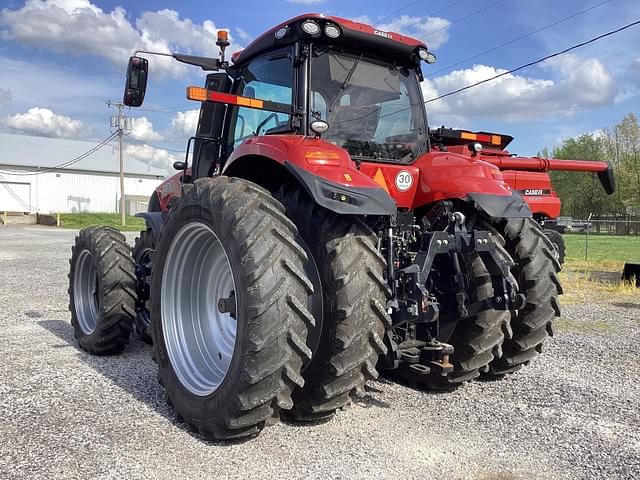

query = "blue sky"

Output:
[[0, 0, 639, 171]]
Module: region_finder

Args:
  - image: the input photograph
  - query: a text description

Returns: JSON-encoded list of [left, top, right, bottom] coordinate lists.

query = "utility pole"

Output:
[[108, 101, 131, 226]]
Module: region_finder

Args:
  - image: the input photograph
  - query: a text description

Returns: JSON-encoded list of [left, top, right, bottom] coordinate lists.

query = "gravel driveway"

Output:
[[1, 226, 638, 480]]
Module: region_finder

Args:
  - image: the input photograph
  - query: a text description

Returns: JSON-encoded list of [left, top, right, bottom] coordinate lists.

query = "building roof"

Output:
[[0, 132, 171, 177]]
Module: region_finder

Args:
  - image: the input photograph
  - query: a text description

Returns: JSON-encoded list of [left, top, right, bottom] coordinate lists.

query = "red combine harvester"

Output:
[[67, 14, 597, 440], [429, 127, 616, 263]]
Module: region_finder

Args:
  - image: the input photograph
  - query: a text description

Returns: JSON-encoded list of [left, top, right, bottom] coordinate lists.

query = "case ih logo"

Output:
[[159, 181, 177, 198], [524, 189, 544, 196], [374, 30, 393, 39]]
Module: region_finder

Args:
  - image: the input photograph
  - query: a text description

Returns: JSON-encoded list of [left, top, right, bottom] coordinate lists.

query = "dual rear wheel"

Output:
[[149, 178, 389, 437], [68, 178, 560, 440]]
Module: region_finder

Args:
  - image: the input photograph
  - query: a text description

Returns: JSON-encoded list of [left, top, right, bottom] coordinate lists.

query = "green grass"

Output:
[[58, 213, 146, 232], [563, 233, 640, 271]]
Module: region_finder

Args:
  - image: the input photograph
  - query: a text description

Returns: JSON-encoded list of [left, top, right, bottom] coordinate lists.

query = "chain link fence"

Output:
[[567, 218, 640, 236]]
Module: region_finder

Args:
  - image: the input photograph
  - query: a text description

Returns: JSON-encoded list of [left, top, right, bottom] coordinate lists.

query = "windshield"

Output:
[[310, 48, 428, 163]]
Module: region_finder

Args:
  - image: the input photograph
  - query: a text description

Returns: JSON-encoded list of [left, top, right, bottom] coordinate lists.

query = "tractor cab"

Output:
[[125, 14, 437, 179]]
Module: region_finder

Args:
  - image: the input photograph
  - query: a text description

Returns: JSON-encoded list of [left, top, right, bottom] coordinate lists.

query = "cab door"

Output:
[[191, 72, 232, 179], [222, 47, 296, 160]]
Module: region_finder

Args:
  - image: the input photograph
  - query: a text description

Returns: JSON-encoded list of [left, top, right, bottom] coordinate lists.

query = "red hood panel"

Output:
[[361, 152, 513, 209]]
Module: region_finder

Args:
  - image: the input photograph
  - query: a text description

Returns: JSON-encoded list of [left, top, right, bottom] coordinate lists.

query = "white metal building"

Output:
[[0, 133, 169, 215]]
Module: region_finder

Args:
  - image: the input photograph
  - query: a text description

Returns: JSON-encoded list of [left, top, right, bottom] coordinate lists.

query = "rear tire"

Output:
[[424, 252, 511, 389], [132, 229, 154, 344], [151, 177, 314, 440], [275, 185, 390, 421], [544, 229, 565, 265], [68, 226, 136, 354], [488, 218, 562, 376]]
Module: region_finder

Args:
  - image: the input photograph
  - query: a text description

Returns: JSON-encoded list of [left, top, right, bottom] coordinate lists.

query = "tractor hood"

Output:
[[359, 150, 531, 218]]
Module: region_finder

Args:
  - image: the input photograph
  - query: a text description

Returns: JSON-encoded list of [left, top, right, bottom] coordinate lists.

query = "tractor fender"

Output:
[[284, 161, 396, 216], [467, 191, 531, 219], [222, 136, 396, 216], [135, 211, 164, 238]]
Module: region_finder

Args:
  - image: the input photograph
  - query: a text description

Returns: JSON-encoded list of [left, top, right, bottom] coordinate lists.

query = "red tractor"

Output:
[[69, 14, 567, 440], [429, 127, 616, 264]]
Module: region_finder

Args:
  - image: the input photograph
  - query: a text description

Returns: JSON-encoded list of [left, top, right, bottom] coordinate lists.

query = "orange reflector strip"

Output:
[[186, 86, 208, 102], [460, 131, 476, 140], [344, 173, 352, 182], [305, 150, 341, 166], [491, 135, 501, 145], [186, 86, 293, 115], [187, 86, 267, 110]]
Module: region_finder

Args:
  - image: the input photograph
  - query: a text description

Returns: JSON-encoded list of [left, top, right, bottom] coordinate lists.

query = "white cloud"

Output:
[[3, 107, 90, 139], [0, 88, 12, 105], [126, 143, 177, 171], [130, 116, 163, 141], [0, 0, 239, 78], [378, 16, 450, 50], [614, 58, 640, 104], [0, 55, 117, 116], [235, 27, 252, 43], [170, 109, 199, 136], [350, 15, 372, 24], [423, 55, 616, 125]]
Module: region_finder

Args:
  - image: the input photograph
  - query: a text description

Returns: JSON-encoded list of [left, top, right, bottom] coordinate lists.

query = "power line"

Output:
[[376, 0, 424, 25], [128, 137, 187, 153], [137, 105, 194, 114], [430, 0, 614, 76], [399, 0, 505, 41], [0, 176, 35, 212], [332, 19, 640, 125], [425, 18, 640, 103], [0, 133, 117, 176], [375, 0, 467, 27], [108, 101, 129, 227]]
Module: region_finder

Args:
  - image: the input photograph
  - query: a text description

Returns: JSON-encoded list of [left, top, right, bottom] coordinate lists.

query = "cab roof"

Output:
[[231, 13, 429, 66]]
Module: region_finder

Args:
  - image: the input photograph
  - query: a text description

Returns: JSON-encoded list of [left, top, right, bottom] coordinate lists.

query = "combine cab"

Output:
[[69, 14, 566, 440], [430, 126, 616, 263]]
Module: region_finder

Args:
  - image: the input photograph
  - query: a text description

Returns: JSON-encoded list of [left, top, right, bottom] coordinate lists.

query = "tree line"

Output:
[[540, 113, 640, 219]]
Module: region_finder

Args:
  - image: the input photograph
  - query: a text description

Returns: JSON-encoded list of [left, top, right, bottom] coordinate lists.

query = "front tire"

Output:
[[68, 226, 136, 354], [275, 185, 390, 421], [151, 177, 314, 440]]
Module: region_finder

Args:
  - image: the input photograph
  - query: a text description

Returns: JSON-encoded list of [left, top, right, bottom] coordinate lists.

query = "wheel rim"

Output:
[[550, 241, 560, 260], [73, 249, 99, 335], [161, 222, 238, 397]]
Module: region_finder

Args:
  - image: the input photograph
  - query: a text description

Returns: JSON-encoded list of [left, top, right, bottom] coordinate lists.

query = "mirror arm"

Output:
[[133, 50, 224, 71], [134, 49, 173, 58]]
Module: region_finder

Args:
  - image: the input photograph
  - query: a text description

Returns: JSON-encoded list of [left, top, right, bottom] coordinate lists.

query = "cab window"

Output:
[[231, 50, 293, 148]]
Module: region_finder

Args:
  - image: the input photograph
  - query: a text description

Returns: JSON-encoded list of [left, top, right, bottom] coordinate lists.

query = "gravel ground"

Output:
[[0, 226, 638, 480]]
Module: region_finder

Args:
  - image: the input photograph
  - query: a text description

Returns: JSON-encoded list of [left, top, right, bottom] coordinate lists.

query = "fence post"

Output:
[[56, 212, 60, 227], [585, 213, 593, 261], [2, 211, 6, 227]]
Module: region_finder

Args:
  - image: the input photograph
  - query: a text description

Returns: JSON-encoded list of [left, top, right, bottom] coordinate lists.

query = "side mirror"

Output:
[[123, 56, 148, 107], [173, 161, 186, 171]]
